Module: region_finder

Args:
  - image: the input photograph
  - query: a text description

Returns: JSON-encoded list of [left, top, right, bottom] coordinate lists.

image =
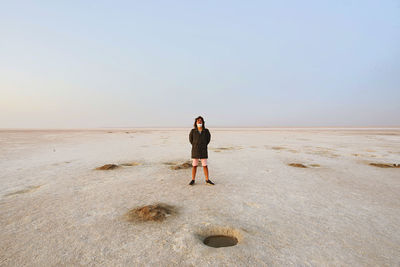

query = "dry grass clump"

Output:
[[125, 203, 176, 222], [95, 164, 120, 170], [217, 147, 235, 150], [288, 163, 308, 168], [171, 161, 192, 170], [165, 160, 193, 170], [309, 164, 321, 167], [271, 146, 286, 150], [120, 162, 140, 166], [95, 162, 141, 170], [288, 163, 321, 168], [369, 163, 400, 168]]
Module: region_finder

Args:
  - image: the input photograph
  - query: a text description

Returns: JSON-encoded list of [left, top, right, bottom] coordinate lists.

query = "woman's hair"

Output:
[[193, 116, 205, 128]]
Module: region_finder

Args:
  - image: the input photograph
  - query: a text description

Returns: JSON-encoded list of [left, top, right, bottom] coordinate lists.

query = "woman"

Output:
[[189, 116, 215, 185]]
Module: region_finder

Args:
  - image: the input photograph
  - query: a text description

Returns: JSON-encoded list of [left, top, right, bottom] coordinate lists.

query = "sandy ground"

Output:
[[0, 128, 399, 266]]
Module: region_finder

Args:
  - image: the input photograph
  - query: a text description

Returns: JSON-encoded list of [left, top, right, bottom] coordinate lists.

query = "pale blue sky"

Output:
[[1, 1, 399, 128]]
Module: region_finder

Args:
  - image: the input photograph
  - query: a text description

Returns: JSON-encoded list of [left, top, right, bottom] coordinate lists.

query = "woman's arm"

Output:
[[189, 129, 193, 144], [206, 129, 211, 145]]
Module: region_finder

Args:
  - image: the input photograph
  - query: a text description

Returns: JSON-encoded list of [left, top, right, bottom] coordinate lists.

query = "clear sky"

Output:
[[1, 1, 399, 128]]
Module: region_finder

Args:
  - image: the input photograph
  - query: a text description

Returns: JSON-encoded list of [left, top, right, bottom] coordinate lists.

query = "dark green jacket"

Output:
[[189, 128, 211, 159]]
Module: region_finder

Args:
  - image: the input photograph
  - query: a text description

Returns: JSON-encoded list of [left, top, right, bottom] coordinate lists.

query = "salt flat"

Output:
[[0, 128, 399, 266]]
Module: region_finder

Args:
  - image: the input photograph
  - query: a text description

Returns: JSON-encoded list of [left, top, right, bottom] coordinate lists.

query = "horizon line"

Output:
[[1, 126, 400, 131]]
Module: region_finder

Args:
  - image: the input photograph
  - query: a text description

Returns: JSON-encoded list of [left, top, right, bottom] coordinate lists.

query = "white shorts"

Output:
[[192, 158, 207, 167]]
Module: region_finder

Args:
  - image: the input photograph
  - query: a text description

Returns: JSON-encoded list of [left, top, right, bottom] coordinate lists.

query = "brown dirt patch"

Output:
[[272, 146, 286, 150], [125, 203, 176, 222], [369, 163, 400, 168]]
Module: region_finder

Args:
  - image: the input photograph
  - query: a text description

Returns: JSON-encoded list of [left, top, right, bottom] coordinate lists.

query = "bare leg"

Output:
[[203, 166, 209, 180], [192, 166, 197, 180]]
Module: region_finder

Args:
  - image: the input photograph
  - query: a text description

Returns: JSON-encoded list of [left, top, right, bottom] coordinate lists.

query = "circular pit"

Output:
[[203, 235, 238, 248]]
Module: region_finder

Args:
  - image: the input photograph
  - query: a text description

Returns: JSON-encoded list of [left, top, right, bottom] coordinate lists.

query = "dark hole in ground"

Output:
[[203, 235, 238, 248]]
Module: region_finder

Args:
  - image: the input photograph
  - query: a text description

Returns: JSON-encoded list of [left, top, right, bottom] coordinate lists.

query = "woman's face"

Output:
[[196, 118, 203, 126]]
